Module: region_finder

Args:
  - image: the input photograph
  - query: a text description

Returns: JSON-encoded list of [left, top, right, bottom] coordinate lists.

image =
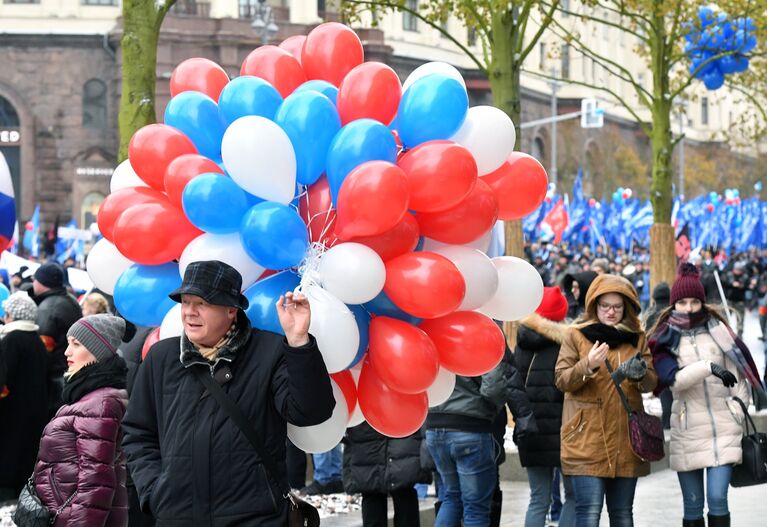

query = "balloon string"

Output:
[[296, 242, 326, 292]]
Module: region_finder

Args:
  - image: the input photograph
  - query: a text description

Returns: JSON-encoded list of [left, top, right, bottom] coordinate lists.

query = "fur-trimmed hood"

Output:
[[518, 313, 568, 347]]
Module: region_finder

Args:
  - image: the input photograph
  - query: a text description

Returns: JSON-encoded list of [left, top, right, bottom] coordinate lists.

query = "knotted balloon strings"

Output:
[[296, 242, 326, 292]]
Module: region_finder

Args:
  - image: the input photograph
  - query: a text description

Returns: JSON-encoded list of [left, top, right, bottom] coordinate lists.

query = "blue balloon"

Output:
[[240, 202, 308, 269], [218, 76, 283, 125], [275, 92, 341, 186], [397, 74, 468, 148], [755, 181, 763, 192], [702, 68, 725, 90], [294, 80, 339, 105], [0, 283, 9, 317], [363, 290, 421, 326], [709, 191, 718, 203], [732, 55, 750, 73], [698, 5, 716, 27], [182, 173, 249, 234], [244, 271, 300, 334], [164, 91, 226, 161], [326, 119, 398, 203], [114, 263, 181, 327], [346, 304, 371, 368], [717, 55, 738, 74]]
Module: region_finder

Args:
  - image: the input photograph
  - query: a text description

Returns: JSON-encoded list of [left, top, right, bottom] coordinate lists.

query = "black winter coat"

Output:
[[34, 288, 82, 377], [0, 322, 49, 494], [342, 422, 430, 494], [512, 314, 567, 468], [122, 325, 335, 527]]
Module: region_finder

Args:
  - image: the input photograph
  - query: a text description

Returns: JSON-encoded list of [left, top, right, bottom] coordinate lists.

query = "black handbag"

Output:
[[191, 367, 320, 527], [13, 475, 76, 527], [730, 396, 767, 487]]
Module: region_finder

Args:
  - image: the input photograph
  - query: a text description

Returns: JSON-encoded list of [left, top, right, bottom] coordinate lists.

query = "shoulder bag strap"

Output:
[[603, 358, 635, 416], [732, 396, 757, 435], [191, 367, 291, 498]]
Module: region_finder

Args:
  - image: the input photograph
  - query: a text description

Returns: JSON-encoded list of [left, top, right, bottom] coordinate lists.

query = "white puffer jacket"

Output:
[[669, 328, 750, 472]]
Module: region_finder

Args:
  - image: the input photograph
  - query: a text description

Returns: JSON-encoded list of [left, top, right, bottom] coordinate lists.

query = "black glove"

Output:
[[610, 353, 647, 384], [710, 362, 737, 387]]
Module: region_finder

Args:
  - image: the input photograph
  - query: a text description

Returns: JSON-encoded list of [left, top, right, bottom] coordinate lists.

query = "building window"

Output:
[[532, 137, 545, 163], [467, 27, 476, 47], [81, 0, 118, 5], [82, 79, 107, 130], [2, 0, 40, 3], [171, 0, 210, 16], [701, 96, 709, 126], [539, 42, 546, 70], [317, 0, 325, 18], [402, 0, 418, 32], [81, 192, 105, 229], [602, 11, 610, 39], [0, 96, 20, 127], [561, 44, 570, 79]]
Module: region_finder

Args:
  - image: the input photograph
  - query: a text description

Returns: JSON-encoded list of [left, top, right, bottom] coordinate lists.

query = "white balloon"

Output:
[[451, 106, 516, 176], [427, 367, 456, 407], [479, 257, 544, 321], [159, 304, 184, 339], [347, 365, 366, 427], [305, 284, 359, 374], [86, 238, 134, 295], [432, 246, 499, 310], [402, 62, 467, 92], [288, 380, 348, 453], [110, 159, 148, 193], [422, 227, 493, 254], [319, 243, 386, 304], [179, 233, 265, 290], [221, 116, 296, 204]]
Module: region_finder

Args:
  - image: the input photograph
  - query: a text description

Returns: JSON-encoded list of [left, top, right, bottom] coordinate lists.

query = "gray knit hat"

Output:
[[67, 314, 126, 362], [3, 291, 38, 321]]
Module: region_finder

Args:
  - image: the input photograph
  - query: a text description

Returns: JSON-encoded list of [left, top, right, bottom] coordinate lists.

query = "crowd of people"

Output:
[[0, 253, 765, 527]]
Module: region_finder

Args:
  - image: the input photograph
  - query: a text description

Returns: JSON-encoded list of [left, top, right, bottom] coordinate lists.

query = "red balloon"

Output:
[[398, 141, 477, 212], [164, 154, 223, 208], [330, 370, 357, 416], [416, 179, 498, 245], [128, 124, 198, 190], [384, 252, 465, 319], [240, 46, 307, 98], [369, 317, 439, 394], [279, 35, 306, 65], [482, 152, 548, 220], [706, 203, 715, 213], [337, 62, 401, 126], [97, 187, 167, 243], [349, 213, 419, 261], [335, 161, 409, 240], [113, 199, 203, 265], [419, 311, 505, 376], [142, 327, 161, 360], [170, 58, 230, 101], [298, 175, 338, 247], [302, 22, 364, 87], [357, 358, 428, 438]]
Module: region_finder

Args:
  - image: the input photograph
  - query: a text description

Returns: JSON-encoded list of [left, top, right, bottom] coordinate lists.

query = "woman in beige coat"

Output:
[[555, 274, 657, 527], [649, 264, 766, 527]]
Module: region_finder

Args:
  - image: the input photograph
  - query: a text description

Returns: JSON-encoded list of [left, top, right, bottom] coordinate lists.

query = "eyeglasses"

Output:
[[597, 302, 624, 313]]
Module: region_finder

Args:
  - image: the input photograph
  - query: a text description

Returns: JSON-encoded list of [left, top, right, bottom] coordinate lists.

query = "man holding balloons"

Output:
[[122, 260, 335, 526]]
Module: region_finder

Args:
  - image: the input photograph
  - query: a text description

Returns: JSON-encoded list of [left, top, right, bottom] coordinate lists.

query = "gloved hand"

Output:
[[610, 353, 648, 384], [710, 362, 737, 387]]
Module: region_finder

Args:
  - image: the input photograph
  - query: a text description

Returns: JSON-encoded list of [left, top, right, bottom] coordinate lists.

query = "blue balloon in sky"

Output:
[[346, 304, 371, 368], [275, 91, 341, 186], [114, 263, 181, 327], [396, 74, 468, 148], [244, 271, 301, 335], [326, 119, 397, 204], [218, 76, 283, 125], [294, 80, 339, 105], [164, 91, 226, 161], [182, 173, 249, 234], [240, 202, 308, 270]]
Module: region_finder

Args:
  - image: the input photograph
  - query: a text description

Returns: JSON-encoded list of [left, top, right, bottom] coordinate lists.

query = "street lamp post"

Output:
[[251, 0, 279, 45], [549, 67, 560, 187]]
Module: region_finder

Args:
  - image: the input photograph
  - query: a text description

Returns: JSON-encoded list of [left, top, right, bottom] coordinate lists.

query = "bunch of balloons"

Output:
[[87, 22, 549, 447], [612, 187, 633, 204], [685, 5, 757, 90]]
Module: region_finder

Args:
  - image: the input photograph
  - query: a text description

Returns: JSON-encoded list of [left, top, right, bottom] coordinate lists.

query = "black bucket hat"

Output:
[[169, 260, 249, 310]]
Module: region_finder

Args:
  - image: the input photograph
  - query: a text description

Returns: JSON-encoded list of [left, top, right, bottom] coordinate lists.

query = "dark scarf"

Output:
[[62, 355, 127, 405], [650, 310, 710, 359], [579, 323, 639, 348]]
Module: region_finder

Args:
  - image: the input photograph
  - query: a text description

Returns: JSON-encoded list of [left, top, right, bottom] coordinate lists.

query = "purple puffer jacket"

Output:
[[34, 386, 129, 527]]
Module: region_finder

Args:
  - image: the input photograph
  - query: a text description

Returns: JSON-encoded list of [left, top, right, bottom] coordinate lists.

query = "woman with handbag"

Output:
[[648, 263, 767, 527], [555, 273, 658, 527], [15, 314, 129, 527]]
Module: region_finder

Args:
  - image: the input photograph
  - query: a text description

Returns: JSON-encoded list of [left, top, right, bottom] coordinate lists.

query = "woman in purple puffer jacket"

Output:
[[32, 314, 129, 527]]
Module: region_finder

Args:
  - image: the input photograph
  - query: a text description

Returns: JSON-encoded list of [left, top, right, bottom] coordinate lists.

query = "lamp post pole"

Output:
[[251, 0, 278, 45]]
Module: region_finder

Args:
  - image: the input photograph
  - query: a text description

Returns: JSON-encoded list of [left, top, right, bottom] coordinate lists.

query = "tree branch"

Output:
[[519, 0, 560, 64]]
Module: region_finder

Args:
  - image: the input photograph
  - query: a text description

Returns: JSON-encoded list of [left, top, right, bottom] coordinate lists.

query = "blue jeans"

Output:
[[312, 444, 342, 484], [677, 465, 733, 519], [426, 430, 497, 527], [570, 476, 638, 527], [525, 466, 575, 527]]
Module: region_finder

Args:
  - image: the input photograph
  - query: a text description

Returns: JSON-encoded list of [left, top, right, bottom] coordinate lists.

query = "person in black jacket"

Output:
[[562, 271, 598, 321], [514, 287, 575, 527], [343, 422, 430, 527], [32, 262, 82, 416], [122, 260, 335, 527], [0, 292, 49, 500]]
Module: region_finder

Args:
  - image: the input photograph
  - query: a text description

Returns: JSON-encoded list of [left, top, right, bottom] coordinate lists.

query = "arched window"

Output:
[[531, 136, 546, 163], [0, 96, 20, 127], [81, 192, 105, 228], [83, 79, 107, 129]]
